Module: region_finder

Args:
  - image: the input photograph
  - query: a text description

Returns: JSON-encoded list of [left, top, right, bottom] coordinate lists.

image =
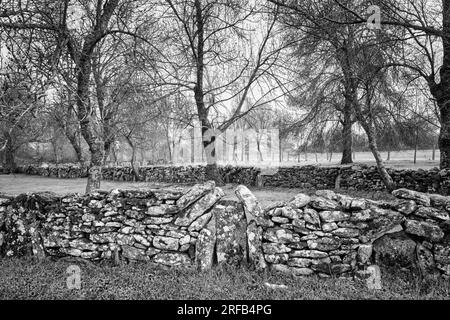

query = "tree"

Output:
[[322, 0, 449, 169], [276, 6, 357, 164], [155, 0, 289, 183], [270, 0, 401, 189], [1, 0, 159, 192], [0, 30, 49, 171]]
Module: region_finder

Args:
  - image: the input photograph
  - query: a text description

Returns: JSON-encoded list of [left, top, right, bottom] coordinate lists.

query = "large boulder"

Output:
[[215, 201, 248, 266], [235, 185, 269, 226], [176, 181, 216, 209], [289, 194, 311, 209], [404, 220, 444, 242], [359, 208, 405, 243], [309, 197, 339, 211], [413, 207, 449, 222], [195, 215, 216, 271], [392, 189, 430, 206], [246, 221, 267, 270], [174, 187, 224, 227]]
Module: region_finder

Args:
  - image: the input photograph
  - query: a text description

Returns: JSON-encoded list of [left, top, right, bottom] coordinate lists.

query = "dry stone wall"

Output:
[[236, 186, 450, 279], [13, 163, 450, 194], [1, 182, 450, 281], [0, 182, 230, 269], [262, 166, 443, 193]]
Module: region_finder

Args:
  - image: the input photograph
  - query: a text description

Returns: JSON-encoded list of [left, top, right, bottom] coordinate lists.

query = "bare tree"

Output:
[[269, 0, 413, 189], [153, 0, 290, 183], [313, 0, 449, 169], [0, 0, 160, 192]]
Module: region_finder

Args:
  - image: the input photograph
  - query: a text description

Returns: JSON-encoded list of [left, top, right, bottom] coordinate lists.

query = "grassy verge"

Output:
[[0, 258, 449, 300]]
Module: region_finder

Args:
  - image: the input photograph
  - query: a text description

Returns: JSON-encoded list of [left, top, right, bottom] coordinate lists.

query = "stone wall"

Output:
[[2, 182, 450, 281], [0, 182, 231, 269], [236, 186, 450, 279], [261, 165, 443, 193], [15, 164, 260, 186], [13, 163, 450, 194]]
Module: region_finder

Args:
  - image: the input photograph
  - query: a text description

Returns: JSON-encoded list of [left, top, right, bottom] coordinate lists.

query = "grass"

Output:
[[0, 257, 449, 300]]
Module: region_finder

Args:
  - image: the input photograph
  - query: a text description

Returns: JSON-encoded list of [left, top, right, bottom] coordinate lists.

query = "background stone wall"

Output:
[[13, 163, 449, 194], [14, 164, 260, 186], [2, 182, 450, 280]]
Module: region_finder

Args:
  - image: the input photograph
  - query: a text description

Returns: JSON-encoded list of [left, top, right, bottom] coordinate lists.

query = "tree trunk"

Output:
[[66, 126, 84, 164], [93, 59, 114, 167], [64, 101, 84, 164], [125, 136, 141, 182], [414, 128, 418, 164], [111, 144, 118, 163], [165, 128, 172, 164], [201, 122, 223, 185], [279, 137, 282, 162], [338, 29, 395, 191], [70, 0, 119, 193], [437, 100, 450, 169], [341, 100, 354, 165], [356, 112, 395, 191], [104, 139, 113, 164], [433, 2, 450, 169], [194, 0, 223, 185], [387, 149, 391, 161], [76, 48, 105, 193], [51, 138, 59, 164], [3, 132, 16, 173], [432, 143, 436, 161]]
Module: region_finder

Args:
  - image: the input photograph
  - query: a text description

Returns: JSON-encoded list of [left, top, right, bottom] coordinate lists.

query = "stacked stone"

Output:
[[14, 163, 450, 195], [2, 184, 450, 277], [340, 166, 440, 193], [17, 163, 88, 179], [102, 166, 135, 181], [0, 196, 13, 256], [0, 182, 225, 268], [240, 187, 450, 279], [220, 166, 260, 186], [262, 166, 338, 189], [142, 166, 207, 184], [256, 190, 381, 277], [439, 169, 450, 195], [387, 189, 450, 276], [262, 165, 442, 193]]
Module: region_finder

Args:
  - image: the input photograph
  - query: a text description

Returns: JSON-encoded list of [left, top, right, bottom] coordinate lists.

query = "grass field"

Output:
[[0, 258, 449, 300], [280, 149, 440, 169]]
